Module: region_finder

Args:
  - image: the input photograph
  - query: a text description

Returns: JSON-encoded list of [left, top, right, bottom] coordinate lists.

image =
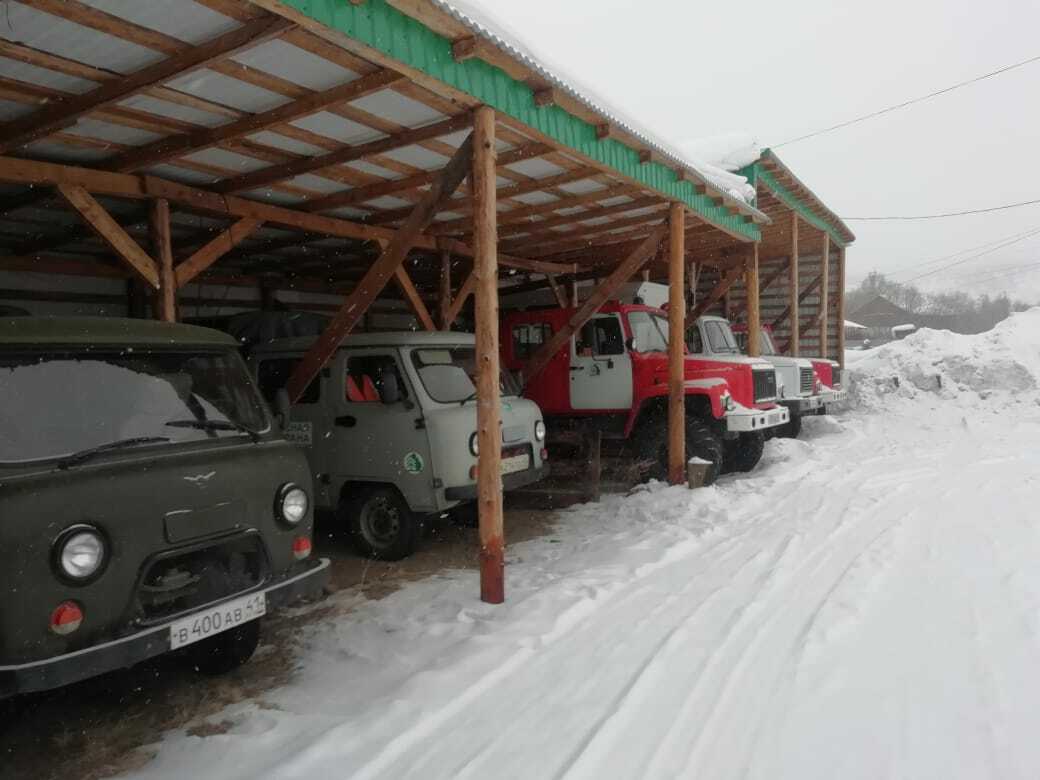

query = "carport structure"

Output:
[[0, 0, 776, 601]]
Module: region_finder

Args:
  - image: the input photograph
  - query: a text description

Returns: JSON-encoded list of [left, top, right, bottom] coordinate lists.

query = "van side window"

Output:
[[576, 316, 624, 356], [346, 355, 408, 404], [512, 323, 552, 359], [257, 358, 320, 404], [687, 325, 704, 354]]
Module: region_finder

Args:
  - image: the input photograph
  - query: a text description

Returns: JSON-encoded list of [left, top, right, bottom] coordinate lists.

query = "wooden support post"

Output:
[[472, 106, 504, 605], [837, 246, 847, 367], [746, 243, 761, 357], [819, 232, 830, 358], [789, 213, 800, 356], [150, 199, 176, 322], [523, 221, 669, 383], [438, 249, 451, 329], [569, 278, 579, 307], [667, 203, 685, 485]]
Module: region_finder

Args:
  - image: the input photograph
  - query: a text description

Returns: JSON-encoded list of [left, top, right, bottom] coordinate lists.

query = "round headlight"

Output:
[[534, 420, 546, 442], [469, 432, 480, 457], [276, 483, 309, 526], [56, 527, 106, 582]]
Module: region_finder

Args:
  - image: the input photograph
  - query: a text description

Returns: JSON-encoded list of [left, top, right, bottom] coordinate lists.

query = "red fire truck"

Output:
[[734, 323, 847, 410], [501, 301, 789, 485]]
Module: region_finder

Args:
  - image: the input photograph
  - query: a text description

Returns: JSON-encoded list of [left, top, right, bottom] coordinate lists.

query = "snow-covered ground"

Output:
[[123, 312, 1040, 780]]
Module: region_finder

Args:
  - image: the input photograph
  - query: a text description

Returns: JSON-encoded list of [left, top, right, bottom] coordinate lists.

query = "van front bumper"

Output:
[[444, 463, 550, 501], [725, 405, 789, 433], [0, 557, 330, 699], [780, 395, 825, 415]]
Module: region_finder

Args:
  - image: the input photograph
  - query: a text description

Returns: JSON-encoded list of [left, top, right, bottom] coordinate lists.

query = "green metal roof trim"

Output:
[[739, 158, 849, 248], [280, 0, 760, 242]]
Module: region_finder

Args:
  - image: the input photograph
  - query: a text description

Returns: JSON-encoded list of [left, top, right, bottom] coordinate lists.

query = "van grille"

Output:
[[799, 367, 814, 395], [753, 369, 776, 402], [132, 532, 270, 625]]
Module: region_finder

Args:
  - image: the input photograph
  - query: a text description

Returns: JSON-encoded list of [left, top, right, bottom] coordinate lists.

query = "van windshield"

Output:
[[410, 347, 521, 404], [0, 349, 269, 464]]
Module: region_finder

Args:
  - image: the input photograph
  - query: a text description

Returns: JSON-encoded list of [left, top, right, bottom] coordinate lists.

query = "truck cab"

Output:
[[251, 332, 548, 560], [0, 317, 329, 700], [501, 300, 788, 485], [726, 320, 824, 437], [735, 324, 847, 411]]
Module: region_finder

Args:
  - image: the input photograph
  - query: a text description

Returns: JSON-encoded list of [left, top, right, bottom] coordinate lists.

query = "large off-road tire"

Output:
[[777, 410, 802, 439], [723, 431, 765, 473], [633, 415, 724, 486], [342, 486, 420, 561], [188, 618, 261, 676]]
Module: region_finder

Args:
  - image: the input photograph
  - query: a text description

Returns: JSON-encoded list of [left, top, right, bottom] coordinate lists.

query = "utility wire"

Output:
[[891, 224, 1040, 278], [901, 227, 1040, 284], [843, 197, 1040, 221], [773, 53, 1040, 148]]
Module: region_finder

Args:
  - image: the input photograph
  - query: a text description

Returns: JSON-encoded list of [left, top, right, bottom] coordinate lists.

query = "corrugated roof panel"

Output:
[[231, 39, 360, 91], [0, 57, 98, 95], [118, 94, 228, 128], [0, 2, 162, 74], [326, 207, 371, 221], [598, 195, 636, 208], [0, 100, 33, 122], [510, 191, 558, 206], [247, 130, 326, 157], [144, 164, 220, 186], [286, 174, 348, 195], [78, 0, 240, 45], [182, 148, 269, 174], [505, 158, 564, 179], [557, 180, 609, 195], [349, 90, 442, 128], [67, 118, 162, 147], [343, 160, 406, 180], [165, 68, 284, 113], [364, 196, 415, 210], [378, 144, 449, 171], [25, 142, 111, 165], [432, 211, 464, 222], [290, 112, 385, 146], [240, 189, 305, 206]]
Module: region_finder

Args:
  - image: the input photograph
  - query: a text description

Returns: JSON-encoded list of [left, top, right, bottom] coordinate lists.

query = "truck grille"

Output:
[[799, 367, 814, 395], [132, 532, 270, 625], [753, 369, 776, 402]]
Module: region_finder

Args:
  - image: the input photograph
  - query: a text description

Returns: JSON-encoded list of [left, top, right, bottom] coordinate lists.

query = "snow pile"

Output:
[[847, 308, 1040, 410]]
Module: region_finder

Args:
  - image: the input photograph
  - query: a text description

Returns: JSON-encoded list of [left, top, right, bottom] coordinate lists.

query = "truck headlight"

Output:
[[469, 432, 480, 456], [722, 392, 735, 412], [534, 420, 546, 442], [55, 526, 106, 582], [778, 379, 786, 399], [276, 483, 309, 526]]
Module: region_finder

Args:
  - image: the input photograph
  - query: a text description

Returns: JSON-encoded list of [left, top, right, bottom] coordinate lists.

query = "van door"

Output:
[[333, 350, 437, 514], [570, 313, 633, 410], [255, 355, 334, 507]]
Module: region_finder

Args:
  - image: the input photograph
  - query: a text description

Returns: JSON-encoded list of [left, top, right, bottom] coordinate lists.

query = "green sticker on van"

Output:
[[403, 452, 425, 474]]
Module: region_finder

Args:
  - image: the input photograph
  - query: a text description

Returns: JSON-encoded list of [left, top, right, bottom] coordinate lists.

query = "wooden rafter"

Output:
[[523, 221, 669, 383], [545, 273, 567, 308], [690, 262, 746, 321], [285, 133, 475, 402], [174, 217, 264, 288], [772, 271, 824, 331], [394, 264, 437, 331], [150, 199, 176, 322], [443, 270, 476, 327]]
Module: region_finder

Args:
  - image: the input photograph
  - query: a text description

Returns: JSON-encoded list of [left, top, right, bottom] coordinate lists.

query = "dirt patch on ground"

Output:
[[0, 503, 561, 780]]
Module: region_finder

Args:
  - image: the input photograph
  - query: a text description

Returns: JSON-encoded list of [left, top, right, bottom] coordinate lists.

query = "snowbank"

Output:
[[848, 308, 1040, 410]]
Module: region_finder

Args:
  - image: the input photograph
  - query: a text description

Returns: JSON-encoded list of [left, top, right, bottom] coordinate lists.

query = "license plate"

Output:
[[500, 452, 531, 475], [169, 592, 266, 649]]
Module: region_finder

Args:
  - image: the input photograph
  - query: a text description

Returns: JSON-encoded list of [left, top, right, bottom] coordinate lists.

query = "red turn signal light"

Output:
[[292, 536, 312, 560], [540, 448, 549, 461], [50, 601, 83, 636], [468, 465, 478, 480]]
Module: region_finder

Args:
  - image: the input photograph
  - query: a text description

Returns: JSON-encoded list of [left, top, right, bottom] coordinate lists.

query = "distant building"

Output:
[[848, 295, 967, 344]]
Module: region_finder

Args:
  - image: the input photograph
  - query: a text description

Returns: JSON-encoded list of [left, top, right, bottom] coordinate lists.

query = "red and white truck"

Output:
[[735, 324, 847, 413], [500, 299, 789, 485]]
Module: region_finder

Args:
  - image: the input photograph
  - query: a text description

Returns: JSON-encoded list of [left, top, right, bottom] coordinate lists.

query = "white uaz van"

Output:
[[252, 332, 548, 560]]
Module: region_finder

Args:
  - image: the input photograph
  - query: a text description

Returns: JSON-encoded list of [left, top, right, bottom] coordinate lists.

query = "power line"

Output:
[[773, 52, 1040, 149], [843, 197, 1040, 221], [901, 227, 1040, 284], [891, 224, 1040, 278]]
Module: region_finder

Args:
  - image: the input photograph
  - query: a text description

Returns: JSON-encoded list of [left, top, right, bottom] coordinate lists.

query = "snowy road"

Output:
[[129, 317, 1040, 780]]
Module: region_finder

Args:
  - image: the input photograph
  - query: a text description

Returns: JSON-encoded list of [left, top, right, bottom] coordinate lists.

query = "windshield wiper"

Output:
[[56, 436, 171, 470], [165, 419, 261, 442]]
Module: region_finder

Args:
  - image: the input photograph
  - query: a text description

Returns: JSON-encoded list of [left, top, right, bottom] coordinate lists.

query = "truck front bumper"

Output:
[[823, 387, 848, 405], [780, 395, 825, 415], [0, 557, 331, 699], [725, 405, 789, 433], [445, 463, 550, 501]]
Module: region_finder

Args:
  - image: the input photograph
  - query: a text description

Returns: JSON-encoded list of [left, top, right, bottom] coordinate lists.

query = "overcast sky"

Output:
[[469, 0, 1040, 301]]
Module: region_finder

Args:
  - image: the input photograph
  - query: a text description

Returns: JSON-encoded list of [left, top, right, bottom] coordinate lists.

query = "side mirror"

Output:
[[378, 370, 402, 405], [625, 336, 637, 352], [275, 388, 291, 429]]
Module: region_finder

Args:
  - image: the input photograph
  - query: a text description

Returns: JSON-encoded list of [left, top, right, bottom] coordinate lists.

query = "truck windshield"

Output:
[[626, 311, 670, 352], [759, 328, 778, 356], [704, 321, 741, 354], [411, 347, 521, 404], [0, 350, 269, 465]]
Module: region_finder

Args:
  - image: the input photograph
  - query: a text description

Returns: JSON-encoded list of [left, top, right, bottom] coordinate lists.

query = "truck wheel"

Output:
[[723, 432, 765, 473], [778, 411, 802, 439], [343, 486, 420, 561], [633, 419, 669, 482], [685, 418, 724, 485], [188, 619, 261, 675]]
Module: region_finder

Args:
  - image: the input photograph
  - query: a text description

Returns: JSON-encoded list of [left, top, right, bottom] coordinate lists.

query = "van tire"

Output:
[[343, 486, 419, 561], [188, 619, 260, 676], [778, 411, 802, 439], [723, 432, 765, 473]]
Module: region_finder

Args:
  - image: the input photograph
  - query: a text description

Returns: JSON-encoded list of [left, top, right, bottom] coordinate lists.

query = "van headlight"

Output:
[[276, 483, 309, 526], [54, 525, 107, 583], [534, 420, 546, 442], [469, 432, 480, 456]]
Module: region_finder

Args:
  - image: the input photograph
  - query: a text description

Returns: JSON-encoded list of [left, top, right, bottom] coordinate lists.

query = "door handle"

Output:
[[569, 365, 584, 371], [334, 415, 356, 428]]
